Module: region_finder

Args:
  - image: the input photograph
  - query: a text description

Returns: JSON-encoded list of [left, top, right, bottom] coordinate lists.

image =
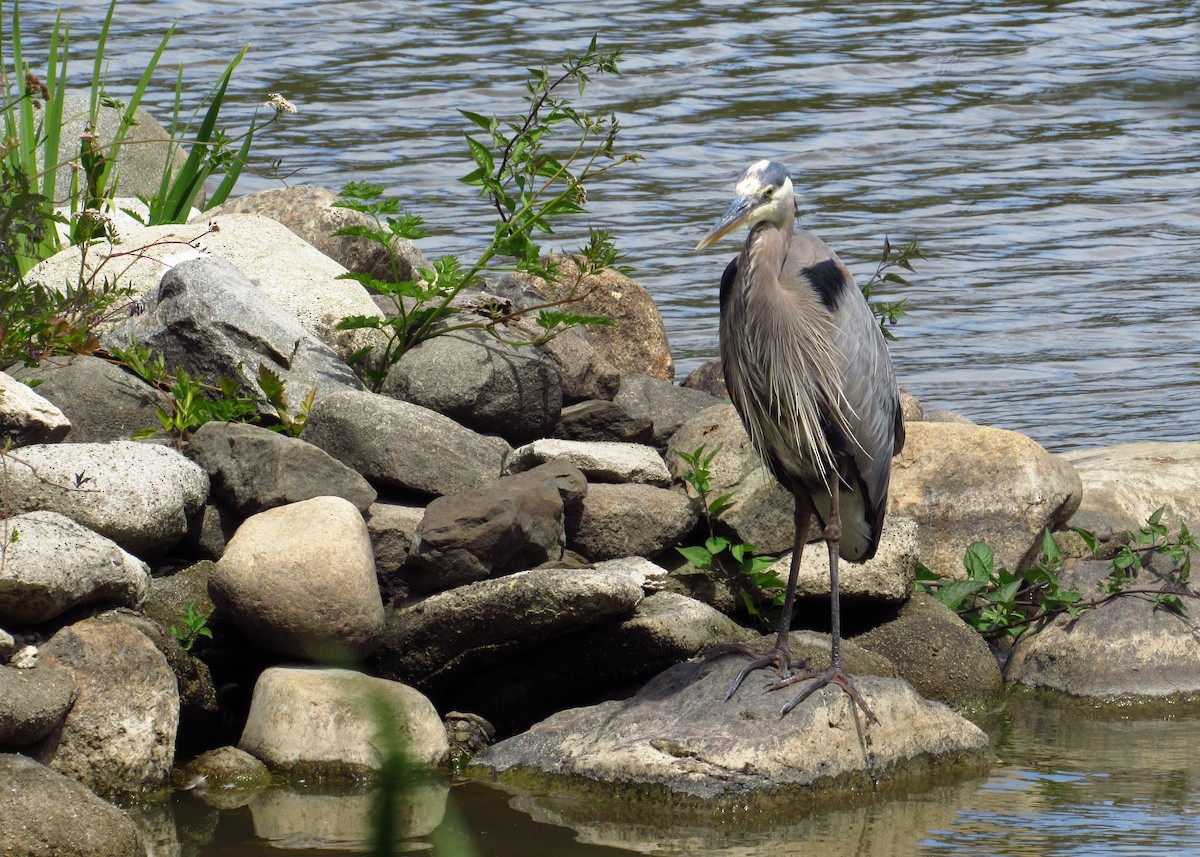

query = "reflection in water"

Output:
[[21, 0, 1200, 450]]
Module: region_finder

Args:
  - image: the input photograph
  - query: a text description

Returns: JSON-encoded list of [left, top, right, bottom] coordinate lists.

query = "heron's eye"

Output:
[[762, 186, 775, 198]]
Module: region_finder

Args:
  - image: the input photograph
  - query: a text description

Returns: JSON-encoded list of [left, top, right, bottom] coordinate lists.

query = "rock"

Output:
[[568, 483, 698, 561], [247, 781, 450, 846], [366, 500, 424, 573], [182, 500, 238, 561], [205, 184, 430, 284], [514, 254, 674, 381], [505, 438, 671, 486], [370, 565, 645, 692], [38, 91, 184, 205], [553, 399, 653, 444], [101, 256, 363, 411], [210, 496, 384, 662], [0, 371, 70, 447], [889, 422, 1083, 577], [667, 403, 796, 555], [853, 593, 1004, 709], [765, 515, 919, 604], [900, 389, 924, 423], [34, 617, 179, 801], [441, 591, 756, 735], [188, 420, 376, 515], [177, 745, 272, 791], [382, 328, 562, 445], [1061, 442, 1200, 536], [0, 628, 14, 660], [614, 374, 723, 448], [679, 357, 727, 399], [408, 460, 587, 594], [3, 442, 208, 556], [0, 511, 150, 625], [1006, 553, 1200, 698], [0, 753, 144, 857], [923, 409, 975, 425], [0, 665, 77, 749], [302, 390, 510, 497], [238, 666, 449, 778], [470, 637, 988, 802], [8, 356, 163, 443]]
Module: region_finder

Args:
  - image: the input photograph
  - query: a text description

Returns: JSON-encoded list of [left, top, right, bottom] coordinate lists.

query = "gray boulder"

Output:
[[514, 254, 675, 381], [370, 565, 645, 692], [679, 356, 728, 399], [382, 328, 563, 445], [366, 500, 424, 573], [505, 438, 671, 486], [0, 753, 144, 857], [614, 374, 723, 448], [0, 511, 150, 625], [853, 593, 1004, 710], [0, 665, 77, 749], [568, 483, 698, 561], [470, 636, 988, 802], [210, 496, 385, 662], [3, 441, 208, 556], [302, 390, 510, 497], [890, 422, 1082, 577], [102, 256, 362, 412], [34, 617, 179, 801], [667, 403, 796, 555], [8, 356, 163, 443], [0, 371, 70, 447], [409, 460, 587, 594], [239, 666, 449, 778], [205, 184, 430, 284], [188, 420, 377, 515], [554, 399, 653, 443], [1005, 553, 1200, 698]]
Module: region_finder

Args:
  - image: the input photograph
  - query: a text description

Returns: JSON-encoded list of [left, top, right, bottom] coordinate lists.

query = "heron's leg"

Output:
[[768, 479, 880, 724], [702, 486, 813, 700]]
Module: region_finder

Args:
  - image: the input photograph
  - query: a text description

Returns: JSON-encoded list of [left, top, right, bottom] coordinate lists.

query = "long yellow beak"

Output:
[[695, 194, 759, 250]]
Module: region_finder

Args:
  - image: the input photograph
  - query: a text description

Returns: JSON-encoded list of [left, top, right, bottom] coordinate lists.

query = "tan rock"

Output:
[[1061, 441, 1200, 535]]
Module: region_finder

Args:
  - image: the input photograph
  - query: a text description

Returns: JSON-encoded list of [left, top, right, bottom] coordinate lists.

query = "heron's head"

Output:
[[695, 160, 795, 250]]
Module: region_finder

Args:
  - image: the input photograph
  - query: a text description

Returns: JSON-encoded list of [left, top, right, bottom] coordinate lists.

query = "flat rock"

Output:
[[567, 483, 698, 561], [614, 374, 723, 448], [0, 370, 70, 447], [3, 442, 208, 556], [1005, 553, 1200, 698], [8, 356, 163, 443], [302, 390, 510, 497], [765, 515, 919, 603], [188, 420, 376, 515], [505, 438, 671, 486], [34, 617, 179, 801], [890, 422, 1082, 576], [470, 640, 988, 803], [0, 511, 150, 625], [408, 460, 587, 594], [0, 664, 77, 749], [238, 666, 448, 778], [1062, 441, 1200, 535], [0, 753, 144, 857], [370, 565, 645, 692], [553, 399, 653, 444], [210, 496, 384, 662]]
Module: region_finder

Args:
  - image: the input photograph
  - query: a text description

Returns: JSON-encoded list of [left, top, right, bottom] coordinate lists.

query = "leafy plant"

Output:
[[674, 443, 781, 623], [172, 603, 213, 651], [860, 236, 922, 340], [917, 508, 1199, 638], [335, 38, 638, 389]]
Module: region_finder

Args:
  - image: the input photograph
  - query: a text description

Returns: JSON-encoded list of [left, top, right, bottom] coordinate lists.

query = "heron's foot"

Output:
[[701, 642, 799, 702], [768, 665, 879, 725]]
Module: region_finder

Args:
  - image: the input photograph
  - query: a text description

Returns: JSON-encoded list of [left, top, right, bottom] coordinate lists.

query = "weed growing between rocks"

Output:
[[860, 236, 922, 341], [916, 507, 1199, 639], [335, 37, 640, 390], [171, 602, 212, 651]]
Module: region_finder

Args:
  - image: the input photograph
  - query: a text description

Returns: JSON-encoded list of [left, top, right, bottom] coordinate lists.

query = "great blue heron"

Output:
[[695, 159, 904, 723]]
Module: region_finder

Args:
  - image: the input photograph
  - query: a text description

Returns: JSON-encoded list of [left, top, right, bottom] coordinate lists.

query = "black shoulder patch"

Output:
[[719, 257, 738, 311], [801, 259, 848, 311]]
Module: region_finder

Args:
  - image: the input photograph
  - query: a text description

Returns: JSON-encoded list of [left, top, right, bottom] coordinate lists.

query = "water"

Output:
[[10, 2, 1200, 852], [17, 0, 1200, 451]]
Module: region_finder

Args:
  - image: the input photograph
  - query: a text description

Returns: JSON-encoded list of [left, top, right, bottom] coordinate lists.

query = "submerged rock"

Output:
[[470, 635, 988, 803]]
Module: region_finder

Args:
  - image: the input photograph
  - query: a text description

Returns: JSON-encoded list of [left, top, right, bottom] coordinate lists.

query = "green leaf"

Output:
[[963, 541, 995, 582], [705, 536, 729, 555], [934, 579, 988, 613], [676, 545, 714, 570], [1073, 526, 1101, 557], [459, 109, 494, 131]]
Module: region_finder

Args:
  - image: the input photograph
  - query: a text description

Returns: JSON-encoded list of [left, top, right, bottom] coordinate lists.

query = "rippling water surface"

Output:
[[22, 0, 1200, 450]]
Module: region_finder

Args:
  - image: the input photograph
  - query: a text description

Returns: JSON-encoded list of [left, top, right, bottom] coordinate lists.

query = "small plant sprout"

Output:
[[860, 236, 922, 340], [172, 603, 213, 651]]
